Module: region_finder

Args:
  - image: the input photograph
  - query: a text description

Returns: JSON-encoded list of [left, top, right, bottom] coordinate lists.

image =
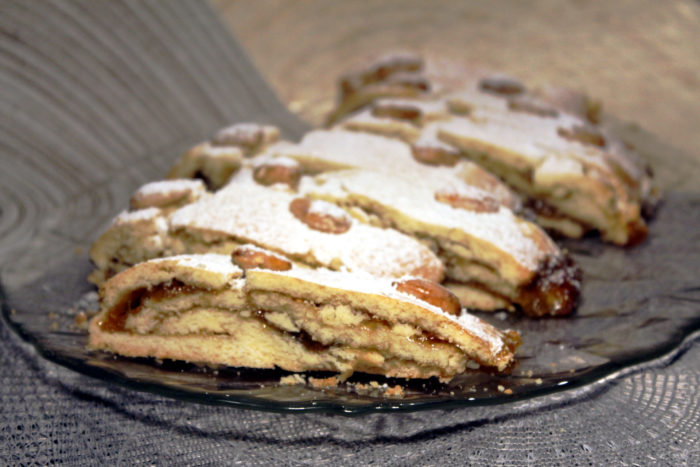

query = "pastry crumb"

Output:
[[74, 312, 89, 330], [384, 385, 405, 398], [279, 374, 306, 386], [308, 376, 340, 388]]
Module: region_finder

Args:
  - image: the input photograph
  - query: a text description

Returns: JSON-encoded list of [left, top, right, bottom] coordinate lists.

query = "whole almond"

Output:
[[411, 143, 460, 167], [212, 123, 264, 150], [507, 95, 559, 118], [231, 245, 292, 271], [253, 160, 302, 188], [289, 198, 352, 234], [435, 186, 500, 213], [372, 102, 422, 123], [557, 125, 606, 147], [479, 75, 525, 96], [393, 278, 462, 316]]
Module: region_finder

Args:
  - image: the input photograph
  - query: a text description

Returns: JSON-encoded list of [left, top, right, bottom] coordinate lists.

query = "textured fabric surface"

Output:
[[0, 2, 698, 465], [1, 320, 698, 465]]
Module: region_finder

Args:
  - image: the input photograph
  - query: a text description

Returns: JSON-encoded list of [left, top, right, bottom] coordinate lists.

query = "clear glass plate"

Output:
[[3, 191, 699, 415]]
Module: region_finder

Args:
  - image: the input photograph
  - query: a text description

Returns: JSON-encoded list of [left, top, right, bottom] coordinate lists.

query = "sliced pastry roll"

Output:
[[89, 169, 443, 285], [329, 55, 656, 245], [436, 100, 653, 245], [300, 168, 581, 317], [89, 247, 519, 381]]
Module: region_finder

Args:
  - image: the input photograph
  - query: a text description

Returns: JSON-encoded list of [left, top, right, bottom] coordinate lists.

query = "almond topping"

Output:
[[411, 143, 460, 167], [340, 53, 424, 97], [458, 163, 505, 194], [479, 74, 526, 96], [393, 278, 462, 316], [212, 123, 264, 151], [557, 124, 606, 147], [130, 180, 205, 210], [253, 159, 302, 188], [289, 198, 352, 234], [231, 245, 292, 271], [507, 95, 559, 118], [371, 102, 422, 124], [435, 186, 500, 213], [385, 72, 430, 92]]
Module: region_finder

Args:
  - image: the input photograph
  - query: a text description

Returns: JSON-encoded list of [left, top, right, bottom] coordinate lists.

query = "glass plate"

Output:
[[2, 191, 699, 415]]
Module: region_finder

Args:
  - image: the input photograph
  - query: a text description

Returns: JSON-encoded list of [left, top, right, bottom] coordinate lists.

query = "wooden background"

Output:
[[213, 0, 700, 161]]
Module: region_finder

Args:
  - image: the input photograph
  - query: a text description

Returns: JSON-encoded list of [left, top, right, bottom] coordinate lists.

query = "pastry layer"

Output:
[[329, 55, 656, 245], [299, 168, 581, 317], [263, 129, 519, 211], [89, 252, 519, 380], [89, 169, 444, 285]]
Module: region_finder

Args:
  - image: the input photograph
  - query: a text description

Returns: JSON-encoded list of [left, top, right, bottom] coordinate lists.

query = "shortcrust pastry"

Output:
[[329, 54, 656, 245], [298, 168, 581, 317], [89, 170, 443, 286], [259, 129, 519, 211], [88, 247, 519, 380]]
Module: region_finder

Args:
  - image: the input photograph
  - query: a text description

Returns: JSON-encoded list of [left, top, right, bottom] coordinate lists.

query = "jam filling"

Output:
[[99, 280, 198, 332], [515, 254, 582, 317]]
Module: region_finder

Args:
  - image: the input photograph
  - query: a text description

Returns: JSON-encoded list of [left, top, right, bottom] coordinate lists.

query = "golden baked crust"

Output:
[[89, 249, 519, 381]]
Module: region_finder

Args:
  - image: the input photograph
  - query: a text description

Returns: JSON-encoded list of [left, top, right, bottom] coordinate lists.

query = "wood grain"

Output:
[[213, 0, 700, 160]]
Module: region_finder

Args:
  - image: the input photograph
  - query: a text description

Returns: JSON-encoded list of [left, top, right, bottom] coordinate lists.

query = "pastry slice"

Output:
[[263, 129, 519, 211], [167, 122, 280, 189], [89, 247, 519, 381], [89, 169, 444, 285], [299, 169, 581, 317], [335, 88, 654, 244], [436, 97, 653, 245], [329, 55, 656, 245]]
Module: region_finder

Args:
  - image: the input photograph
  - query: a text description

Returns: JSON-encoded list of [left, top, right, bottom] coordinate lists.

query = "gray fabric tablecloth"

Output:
[[1, 2, 698, 464]]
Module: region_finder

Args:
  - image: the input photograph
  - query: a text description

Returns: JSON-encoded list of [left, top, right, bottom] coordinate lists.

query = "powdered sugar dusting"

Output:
[[277, 129, 514, 204], [250, 155, 301, 171], [415, 122, 458, 150], [200, 144, 244, 158], [300, 169, 554, 271], [436, 178, 495, 203], [150, 253, 241, 277], [169, 169, 441, 279], [440, 88, 613, 173], [214, 123, 260, 141], [308, 199, 351, 221], [235, 243, 291, 263], [115, 207, 161, 224], [135, 179, 205, 198], [298, 129, 417, 170]]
